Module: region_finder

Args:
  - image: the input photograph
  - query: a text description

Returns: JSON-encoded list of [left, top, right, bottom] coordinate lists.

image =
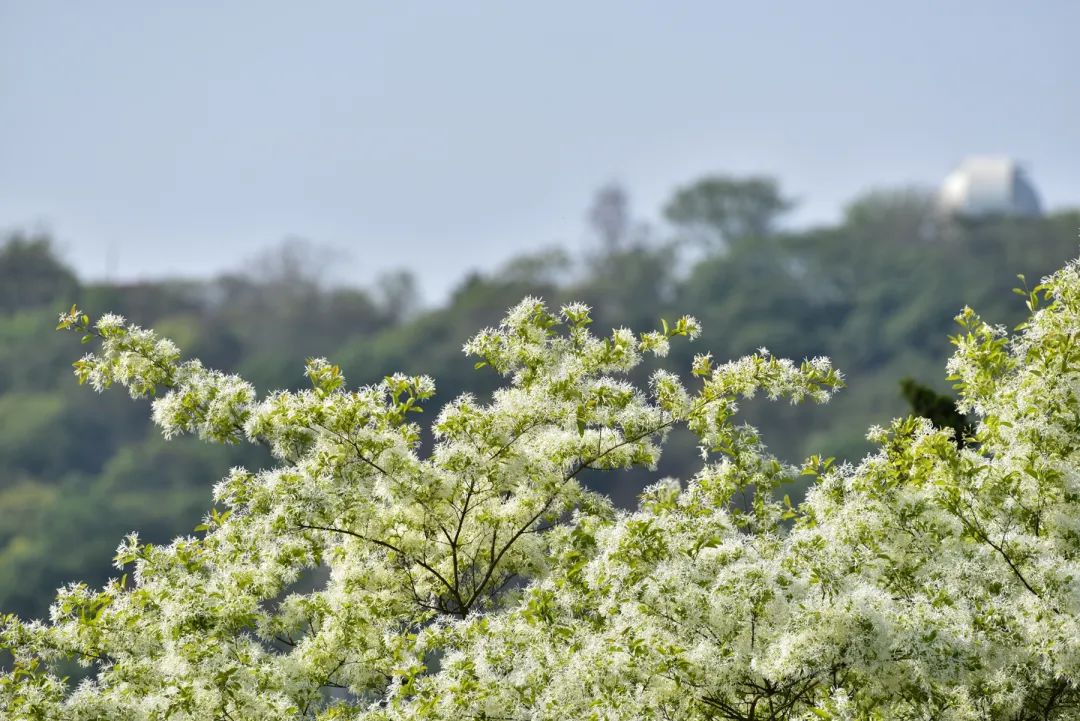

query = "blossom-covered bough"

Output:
[[3, 256, 1080, 719]]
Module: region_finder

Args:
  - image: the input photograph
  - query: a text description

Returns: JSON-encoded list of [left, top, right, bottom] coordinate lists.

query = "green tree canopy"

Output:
[[0, 233, 78, 313], [664, 174, 794, 247]]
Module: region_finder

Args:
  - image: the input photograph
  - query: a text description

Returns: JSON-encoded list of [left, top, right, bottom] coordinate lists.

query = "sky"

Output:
[[2, 1, 1078, 302]]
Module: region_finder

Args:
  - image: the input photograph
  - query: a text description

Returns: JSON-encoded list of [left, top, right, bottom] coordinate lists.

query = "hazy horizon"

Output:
[[3, 1, 1078, 300]]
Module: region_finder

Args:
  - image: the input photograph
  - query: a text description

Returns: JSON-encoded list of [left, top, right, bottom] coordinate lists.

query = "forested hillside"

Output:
[[2, 179, 1077, 619]]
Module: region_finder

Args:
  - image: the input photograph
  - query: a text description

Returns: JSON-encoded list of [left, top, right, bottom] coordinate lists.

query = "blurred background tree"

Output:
[[664, 175, 795, 249], [0, 234, 78, 313]]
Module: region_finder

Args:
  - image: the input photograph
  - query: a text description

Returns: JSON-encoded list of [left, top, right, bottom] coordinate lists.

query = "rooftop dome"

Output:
[[939, 156, 1042, 218]]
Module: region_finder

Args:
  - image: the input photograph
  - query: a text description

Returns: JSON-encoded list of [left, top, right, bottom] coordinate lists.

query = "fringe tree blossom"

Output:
[[3, 264, 1079, 719]]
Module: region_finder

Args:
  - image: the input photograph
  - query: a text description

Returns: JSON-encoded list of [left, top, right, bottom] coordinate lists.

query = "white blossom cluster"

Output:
[[5, 265, 1078, 719]]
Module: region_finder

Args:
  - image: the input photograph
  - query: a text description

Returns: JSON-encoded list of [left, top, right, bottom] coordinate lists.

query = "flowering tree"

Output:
[[4, 256, 1080, 720]]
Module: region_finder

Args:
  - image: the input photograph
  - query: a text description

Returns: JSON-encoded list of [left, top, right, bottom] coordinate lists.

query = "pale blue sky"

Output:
[[2, 1, 1078, 300]]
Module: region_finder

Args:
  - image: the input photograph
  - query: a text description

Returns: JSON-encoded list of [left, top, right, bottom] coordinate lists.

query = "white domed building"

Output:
[[939, 156, 1042, 219]]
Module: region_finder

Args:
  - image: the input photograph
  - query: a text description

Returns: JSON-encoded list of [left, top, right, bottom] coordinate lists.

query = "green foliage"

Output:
[[899, 378, 971, 447], [0, 234, 77, 313], [664, 174, 795, 246]]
